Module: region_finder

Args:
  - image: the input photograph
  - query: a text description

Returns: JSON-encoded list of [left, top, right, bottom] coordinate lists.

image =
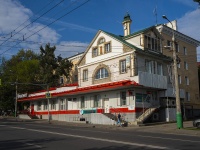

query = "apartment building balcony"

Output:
[[132, 71, 168, 89]]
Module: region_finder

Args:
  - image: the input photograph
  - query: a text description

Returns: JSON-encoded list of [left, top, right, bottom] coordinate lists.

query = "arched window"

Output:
[[98, 37, 105, 45], [95, 68, 109, 79]]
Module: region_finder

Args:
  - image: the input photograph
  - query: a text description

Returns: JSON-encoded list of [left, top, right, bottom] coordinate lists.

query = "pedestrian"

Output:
[[117, 112, 122, 126]]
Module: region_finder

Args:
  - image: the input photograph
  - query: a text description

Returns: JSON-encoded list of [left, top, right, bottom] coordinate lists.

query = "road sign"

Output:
[[46, 92, 51, 98]]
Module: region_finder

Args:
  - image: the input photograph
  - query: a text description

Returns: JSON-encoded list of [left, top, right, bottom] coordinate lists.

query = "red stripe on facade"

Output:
[[32, 107, 143, 115]]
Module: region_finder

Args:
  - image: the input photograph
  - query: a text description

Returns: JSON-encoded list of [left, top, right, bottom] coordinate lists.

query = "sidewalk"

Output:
[[44, 120, 200, 136], [1, 116, 200, 136]]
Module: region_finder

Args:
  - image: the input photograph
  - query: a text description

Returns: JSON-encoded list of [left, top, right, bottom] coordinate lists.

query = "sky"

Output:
[[0, 0, 200, 61]]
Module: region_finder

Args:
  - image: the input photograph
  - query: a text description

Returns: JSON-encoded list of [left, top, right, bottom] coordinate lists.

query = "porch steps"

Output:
[[134, 106, 159, 125], [102, 113, 117, 121], [27, 113, 39, 119]]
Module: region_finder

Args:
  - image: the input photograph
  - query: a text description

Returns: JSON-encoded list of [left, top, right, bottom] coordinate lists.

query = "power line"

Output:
[[0, 0, 90, 56], [24, 0, 90, 40], [12, 0, 54, 36], [0, 0, 64, 47], [27, 0, 80, 37]]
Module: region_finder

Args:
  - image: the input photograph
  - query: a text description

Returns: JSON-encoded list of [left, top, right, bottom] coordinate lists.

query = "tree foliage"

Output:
[[39, 43, 73, 86], [0, 44, 73, 112], [0, 49, 40, 111]]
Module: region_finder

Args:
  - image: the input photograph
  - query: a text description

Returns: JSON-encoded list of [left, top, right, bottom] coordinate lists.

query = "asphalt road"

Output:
[[0, 118, 200, 150]]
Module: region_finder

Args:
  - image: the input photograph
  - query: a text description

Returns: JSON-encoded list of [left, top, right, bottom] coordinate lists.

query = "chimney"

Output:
[[165, 20, 178, 31]]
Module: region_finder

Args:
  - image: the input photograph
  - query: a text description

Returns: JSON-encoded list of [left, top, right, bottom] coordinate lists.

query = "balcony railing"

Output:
[[133, 71, 168, 89]]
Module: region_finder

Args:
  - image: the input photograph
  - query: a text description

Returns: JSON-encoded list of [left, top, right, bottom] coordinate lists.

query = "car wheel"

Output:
[[197, 123, 200, 128]]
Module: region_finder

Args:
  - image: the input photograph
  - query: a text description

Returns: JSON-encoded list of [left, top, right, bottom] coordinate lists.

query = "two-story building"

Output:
[[18, 14, 200, 124]]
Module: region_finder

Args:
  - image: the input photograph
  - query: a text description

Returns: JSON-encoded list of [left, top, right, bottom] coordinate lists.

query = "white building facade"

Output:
[[18, 14, 198, 125]]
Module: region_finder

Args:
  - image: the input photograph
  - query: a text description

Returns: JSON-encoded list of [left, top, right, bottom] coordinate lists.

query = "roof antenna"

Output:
[[153, 0, 158, 25]]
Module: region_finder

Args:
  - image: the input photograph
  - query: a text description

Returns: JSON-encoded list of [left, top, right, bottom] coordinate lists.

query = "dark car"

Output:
[[193, 119, 200, 128]]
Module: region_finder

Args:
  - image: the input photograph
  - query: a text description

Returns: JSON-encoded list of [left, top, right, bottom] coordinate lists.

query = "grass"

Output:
[[184, 127, 200, 131]]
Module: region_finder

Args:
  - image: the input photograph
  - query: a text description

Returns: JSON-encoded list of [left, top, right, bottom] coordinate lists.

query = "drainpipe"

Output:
[[130, 53, 134, 77]]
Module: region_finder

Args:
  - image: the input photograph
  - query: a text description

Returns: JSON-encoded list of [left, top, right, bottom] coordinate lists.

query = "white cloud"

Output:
[[172, 0, 197, 8], [0, 0, 96, 59], [0, 0, 60, 58], [178, 9, 200, 61], [55, 41, 88, 58], [39, 16, 97, 34], [178, 9, 200, 41]]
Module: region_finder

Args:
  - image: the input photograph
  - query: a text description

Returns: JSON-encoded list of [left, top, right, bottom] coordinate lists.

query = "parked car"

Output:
[[193, 119, 200, 128]]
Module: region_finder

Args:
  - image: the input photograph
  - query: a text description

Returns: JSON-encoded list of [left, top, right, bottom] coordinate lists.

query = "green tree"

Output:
[[0, 49, 40, 112], [39, 43, 73, 86]]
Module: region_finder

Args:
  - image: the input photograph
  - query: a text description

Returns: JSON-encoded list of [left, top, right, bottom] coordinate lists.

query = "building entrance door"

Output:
[[103, 98, 109, 113]]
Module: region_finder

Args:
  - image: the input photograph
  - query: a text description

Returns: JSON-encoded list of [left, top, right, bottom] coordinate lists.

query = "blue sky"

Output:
[[0, 0, 200, 60]]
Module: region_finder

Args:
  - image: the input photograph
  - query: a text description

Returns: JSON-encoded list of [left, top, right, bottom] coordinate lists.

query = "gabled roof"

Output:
[[77, 30, 140, 66], [102, 30, 141, 50], [77, 26, 171, 65], [123, 25, 163, 40]]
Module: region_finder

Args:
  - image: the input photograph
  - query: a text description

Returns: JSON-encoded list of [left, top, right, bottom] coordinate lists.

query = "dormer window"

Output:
[[105, 42, 111, 53], [92, 47, 98, 57], [92, 37, 111, 57], [144, 35, 161, 53]]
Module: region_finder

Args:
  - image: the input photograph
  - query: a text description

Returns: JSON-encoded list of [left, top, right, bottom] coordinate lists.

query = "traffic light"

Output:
[[46, 92, 51, 98]]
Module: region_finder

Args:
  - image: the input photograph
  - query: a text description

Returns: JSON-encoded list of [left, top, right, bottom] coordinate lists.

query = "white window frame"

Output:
[[178, 75, 181, 84], [94, 95, 101, 108], [120, 59, 126, 73], [185, 76, 189, 85], [120, 91, 127, 106], [51, 100, 56, 110], [60, 99, 65, 110], [175, 43, 179, 52], [145, 60, 154, 74], [92, 47, 98, 57], [83, 69, 88, 81], [184, 61, 188, 70], [104, 42, 111, 53], [145, 35, 161, 52], [95, 68, 108, 79], [183, 47, 187, 55]]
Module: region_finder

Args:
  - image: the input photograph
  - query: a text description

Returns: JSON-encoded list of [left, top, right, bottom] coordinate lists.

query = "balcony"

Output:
[[133, 71, 168, 89]]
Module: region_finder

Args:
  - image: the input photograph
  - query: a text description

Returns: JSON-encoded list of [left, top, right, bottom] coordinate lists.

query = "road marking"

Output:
[[23, 142, 42, 148], [25, 123, 110, 133], [5, 125, 170, 149], [137, 134, 200, 143]]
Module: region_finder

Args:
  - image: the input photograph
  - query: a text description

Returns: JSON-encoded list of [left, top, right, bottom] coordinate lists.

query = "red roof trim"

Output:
[[18, 80, 140, 102]]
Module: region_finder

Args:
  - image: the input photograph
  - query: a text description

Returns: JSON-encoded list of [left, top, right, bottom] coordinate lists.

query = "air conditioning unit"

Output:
[[152, 113, 159, 121]]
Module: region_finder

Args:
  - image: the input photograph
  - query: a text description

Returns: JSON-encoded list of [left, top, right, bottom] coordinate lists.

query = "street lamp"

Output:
[[162, 15, 183, 129]]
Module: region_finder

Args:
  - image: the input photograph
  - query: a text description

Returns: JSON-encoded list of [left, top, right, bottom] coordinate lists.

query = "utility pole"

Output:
[[47, 84, 50, 124], [162, 15, 183, 129], [15, 78, 18, 119]]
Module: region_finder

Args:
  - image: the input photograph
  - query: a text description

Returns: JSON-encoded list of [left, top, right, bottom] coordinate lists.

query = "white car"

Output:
[[193, 119, 200, 128]]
